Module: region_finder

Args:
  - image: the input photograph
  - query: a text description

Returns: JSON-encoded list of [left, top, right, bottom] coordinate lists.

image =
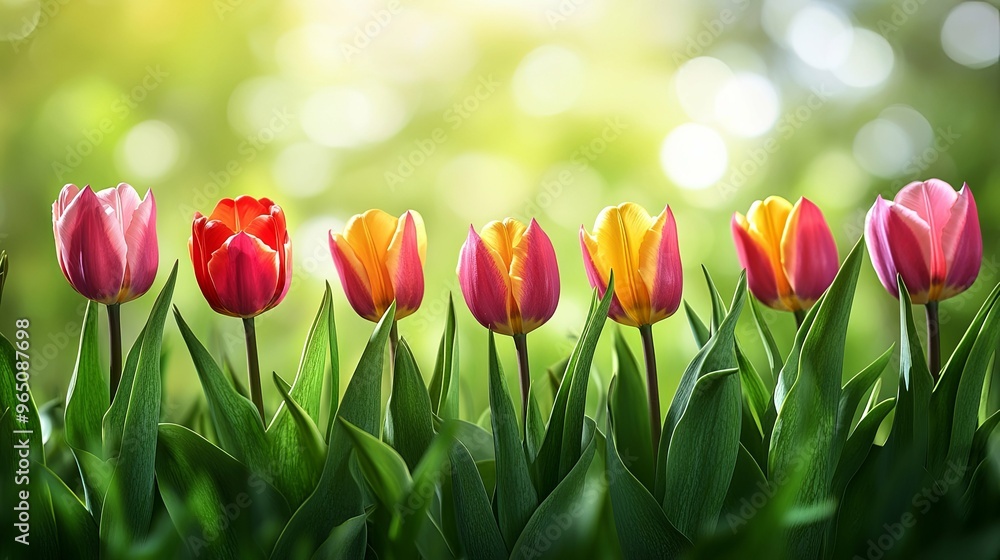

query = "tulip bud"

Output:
[[190, 196, 292, 318], [731, 196, 839, 312], [458, 218, 560, 336], [865, 179, 981, 303], [580, 203, 682, 327], [329, 210, 426, 322], [52, 183, 158, 304]]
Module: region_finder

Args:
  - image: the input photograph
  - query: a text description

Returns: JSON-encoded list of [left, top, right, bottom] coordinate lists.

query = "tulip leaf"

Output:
[[0, 251, 7, 307], [735, 342, 769, 439], [429, 294, 460, 419], [719, 442, 768, 532], [173, 307, 269, 474], [702, 265, 729, 332], [65, 301, 108, 458], [525, 385, 545, 464], [772, 300, 821, 413], [968, 410, 1000, 476], [312, 513, 368, 560], [930, 281, 1000, 473], [767, 238, 863, 558], [100, 262, 177, 545], [535, 275, 614, 497], [436, 417, 495, 462], [72, 447, 113, 519], [450, 440, 507, 560], [341, 418, 413, 510], [268, 286, 334, 502], [102, 322, 146, 459], [40, 463, 99, 560], [683, 301, 711, 348], [610, 330, 654, 491], [393, 423, 459, 552], [606, 394, 690, 559], [486, 330, 538, 548], [663, 368, 741, 538], [273, 372, 327, 485], [749, 296, 784, 380], [385, 338, 435, 470], [885, 277, 933, 466], [270, 302, 395, 558], [155, 423, 290, 559], [831, 397, 895, 498], [509, 419, 598, 558], [657, 272, 747, 501], [833, 346, 893, 461]]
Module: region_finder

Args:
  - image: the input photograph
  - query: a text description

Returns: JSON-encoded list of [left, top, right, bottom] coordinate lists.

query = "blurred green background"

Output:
[[0, 0, 997, 422]]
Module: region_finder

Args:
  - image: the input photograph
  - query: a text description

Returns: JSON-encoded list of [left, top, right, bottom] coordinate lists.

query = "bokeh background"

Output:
[[0, 0, 997, 422]]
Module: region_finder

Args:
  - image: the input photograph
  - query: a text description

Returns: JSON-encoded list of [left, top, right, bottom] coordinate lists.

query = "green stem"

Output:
[[513, 333, 530, 432], [926, 302, 941, 382], [639, 324, 661, 456], [389, 320, 399, 376], [793, 309, 806, 329], [243, 317, 265, 424], [107, 303, 122, 402]]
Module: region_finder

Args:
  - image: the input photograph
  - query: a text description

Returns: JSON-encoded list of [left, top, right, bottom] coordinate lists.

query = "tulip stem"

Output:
[[243, 317, 266, 424], [513, 333, 530, 431], [926, 302, 941, 382], [793, 309, 806, 329], [107, 304, 122, 402], [639, 324, 662, 457]]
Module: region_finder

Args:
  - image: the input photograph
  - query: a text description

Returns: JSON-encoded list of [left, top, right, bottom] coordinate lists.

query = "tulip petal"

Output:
[[119, 190, 158, 302], [780, 198, 838, 305], [865, 196, 899, 298], [580, 227, 631, 326], [732, 213, 786, 310], [343, 210, 397, 311], [207, 232, 280, 317], [190, 216, 223, 311], [95, 183, 142, 233], [941, 184, 982, 298], [510, 219, 560, 333], [330, 232, 378, 321], [887, 205, 933, 303], [459, 226, 512, 334], [590, 203, 653, 325], [386, 211, 425, 320], [894, 179, 958, 285], [55, 186, 127, 303], [639, 206, 682, 322], [273, 232, 292, 308]]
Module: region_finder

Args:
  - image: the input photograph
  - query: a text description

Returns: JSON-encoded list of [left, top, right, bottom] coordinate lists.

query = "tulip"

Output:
[[52, 183, 158, 400], [865, 179, 982, 379], [580, 202, 682, 454], [731, 196, 839, 324], [458, 218, 560, 422], [190, 196, 293, 422]]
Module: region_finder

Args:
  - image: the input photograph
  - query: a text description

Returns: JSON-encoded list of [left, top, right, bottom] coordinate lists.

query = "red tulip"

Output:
[[731, 196, 839, 312], [458, 218, 560, 336], [190, 196, 292, 318], [329, 210, 427, 322], [865, 179, 981, 303], [52, 183, 158, 304]]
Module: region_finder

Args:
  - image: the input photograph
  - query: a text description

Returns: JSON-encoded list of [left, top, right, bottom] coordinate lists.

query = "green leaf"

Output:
[[886, 277, 934, 466], [385, 338, 435, 470], [606, 398, 690, 559], [535, 276, 614, 496], [832, 397, 895, 497], [663, 368, 741, 538], [772, 300, 820, 413], [102, 322, 146, 459], [173, 307, 269, 474], [267, 285, 335, 504], [155, 423, 291, 559], [341, 418, 412, 509], [273, 372, 326, 482], [767, 238, 864, 558], [525, 385, 545, 464], [450, 440, 507, 560], [40, 463, 99, 559], [437, 417, 494, 462], [72, 447, 113, 519], [735, 342, 769, 439], [610, 331, 654, 491], [683, 301, 711, 348], [749, 296, 784, 380], [0, 251, 7, 306], [312, 513, 368, 560], [968, 409, 1000, 476], [65, 301, 109, 457], [270, 303, 395, 558], [657, 272, 747, 501], [719, 442, 768, 531], [833, 346, 893, 461], [702, 265, 729, 332], [100, 262, 177, 544], [394, 423, 459, 548], [486, 331, 538, 548], [428, 294, 460, 419], [509, 420, 599, 558]]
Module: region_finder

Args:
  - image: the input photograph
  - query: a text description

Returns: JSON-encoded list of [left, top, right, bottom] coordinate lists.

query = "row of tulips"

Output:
[[52, 178, 982, 432]]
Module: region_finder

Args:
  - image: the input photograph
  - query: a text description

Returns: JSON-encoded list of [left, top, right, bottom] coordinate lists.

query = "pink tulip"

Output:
[[865, 179, 981, 303], [458, 218, 560, 336], [52, 183, 158, 304]]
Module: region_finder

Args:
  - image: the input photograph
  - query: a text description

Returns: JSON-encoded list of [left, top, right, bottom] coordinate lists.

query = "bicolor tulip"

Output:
[[731, 196, 839, 313], [329, 210, 426, 323], [457, 218, 560, 336], [865, 179, 981, 304], [52, 183, 159, 304], [580, 203, 682, 327], [190, 196, 292, 318]]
